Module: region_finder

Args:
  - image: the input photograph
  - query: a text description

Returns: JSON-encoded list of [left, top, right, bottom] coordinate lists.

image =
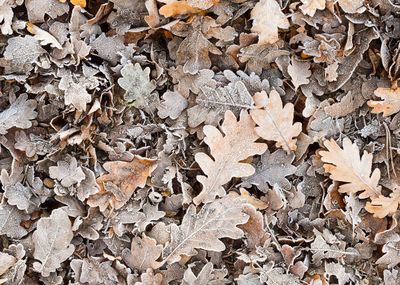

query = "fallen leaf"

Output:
[[368, 87, 400, 117], [193, 110, 267, 205], [159, 0, 203, 17], [299, 0, 326, 17], [287, 57, 311, 91], [250, 0, 289, 45], [250, 90, 302, 153], [87, 156, 157, 210], [366, 187, 400, 218], [26, 22, 62, 49], [320, 138, 381, 199], [162, 195, 249, 264], [32, 208, 75, 277], [49, 156, 85, 188]]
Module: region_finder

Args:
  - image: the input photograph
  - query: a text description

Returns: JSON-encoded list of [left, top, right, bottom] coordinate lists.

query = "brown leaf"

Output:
[[250, 90, 302, 153], [320, 138, 381, 199], [193, 110, 267, 205], [159, 1, 203, 17], [87, 156, 157, 210], [366, 187, 400, 218], [368, 87, 400, 117]]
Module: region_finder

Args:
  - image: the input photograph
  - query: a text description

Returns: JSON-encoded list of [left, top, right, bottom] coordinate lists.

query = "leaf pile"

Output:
[[1, 0, 400, 284]]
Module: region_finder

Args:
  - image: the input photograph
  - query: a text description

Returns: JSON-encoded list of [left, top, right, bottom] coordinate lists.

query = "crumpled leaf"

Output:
[[49, 156, 85, 188], [241, 149, 297, 191], [325, 262, 354, 285], [193, 110, 267, 205], [366, 187, 400, 218], [70, 257, 119, 285], [260, 262, 301, 285], [377, 241, 400, 268], [337, 0, 365, 14], [159, 0, 203, 17], [287, 58, 311, 91], [26, 22, 62, 49], [87, 156, 157, 210], [0, 253, 16, 276], [122, 235, 163, 272], [250, 90, 302, 153], [32, 208, 75, 277], [182, 262, 213, 285], [250, 0, 289, 45], [118, 63, 157, 110], [0, 204, 28, 239], [187, 81, 254, 128], [162, 195, 249, 264], [0, 94, 37, 135], [320, 138, 381, 199], [299, 0, 325, 16], [368, 86, 400, 117]]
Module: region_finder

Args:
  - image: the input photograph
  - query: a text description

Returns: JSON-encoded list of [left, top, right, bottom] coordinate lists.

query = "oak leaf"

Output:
[[159, 1, 203, 17], [32, 208, 75, 277], [193, 110, 267, 205], [162, 195, 249, 264], [320, 138, 381, 199], [250, 90, 302, 153], [0, 204, 28, 239], [366, 187, 400, 218], [122, 235, 163, 272], [300, 0, 325, 16], [287, 57, 311, 91], [26, 22, 62, 49], [250, 0, 289, 45], [368, 87, 400, 117], [87, 156, 157, 210]]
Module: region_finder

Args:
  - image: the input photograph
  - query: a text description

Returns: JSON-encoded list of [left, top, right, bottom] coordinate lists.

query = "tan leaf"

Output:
[[320, 138, 381, 199], [162, 195, 249, 264], [368, 87, 400, 117], [122, 235, 163, 272], [366, 187, 400, 218], [299, 0, 325, 16], [250, 90, 302, 153], [193, 110, 267, 205], [250, 0, 289, 45], [158, 1, 203, 17], [337, 0, 365, 14], [87, 156, 157, 210], [287, 57, 311, 91]]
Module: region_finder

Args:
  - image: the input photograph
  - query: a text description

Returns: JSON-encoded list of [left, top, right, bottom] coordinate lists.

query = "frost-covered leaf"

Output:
[[49, 156, 85, 188], [1, 35, 46, 74], [187, 81, 254, 128], [250, 90, 302, 153], [366, 187, 400, 218], [0, 3, 13, 35], [182, 262, 213, 285], [87, 156, 157, 210], [25, 0, 69, 23], [0, 94, 37, 135], [368, 87, 400, 117], [58, 72, 92, 112], [0, 252, 16, 276], [325, 262, 354, 285], [118, 63, 157, 110], [32, 208, 75, 277], [299, 0, 325, 16], [287, 58, 311, 91], [0, 204, 28, 239], [377, 241, 400, 268], [193, 110, 267, 204], [122, 235, 163, 271], [157, 91, 187, 119], [250, 0, 289, 45], [27, 22, 62, 49], [70, 257, 120, 285], [320, 138, 381, 199], [162, 195, 249, 264], [337, 0, 365, 14], [241, 149, 296, 190]]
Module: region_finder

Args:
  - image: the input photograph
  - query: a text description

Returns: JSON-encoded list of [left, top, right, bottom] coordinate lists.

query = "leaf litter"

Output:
[[0, 0, 400, 284]]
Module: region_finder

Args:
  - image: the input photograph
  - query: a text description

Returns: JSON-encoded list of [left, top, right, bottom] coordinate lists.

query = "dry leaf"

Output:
[[187, 81, 254, 128], [299, 0, 326, 17], [87, 156, 157, 210], [162, 195, 249, 264], [368, 87, 400, 117], [157, 91, 188, 119], [70, 0, 86, 7], [193, 110, 267, 205], [159, 0, 203, 17], [182, 262, 213, 285], [337, 0, 365, 14], [0, 204, 28, 239], [49, 156, 85, 188], [32, 208, 75, 277], [25, 0, 69, 23], [26, 22, 62, 49], [287, 58, 311, 91], [250, 0, 289, 45], [377, 241, 400, 268], [250, 90, 302, 153], [0, 94, 37, 135], [366, 187, 400, 218], [320, 138, 381, 199], [122, 235, 163, 272]]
